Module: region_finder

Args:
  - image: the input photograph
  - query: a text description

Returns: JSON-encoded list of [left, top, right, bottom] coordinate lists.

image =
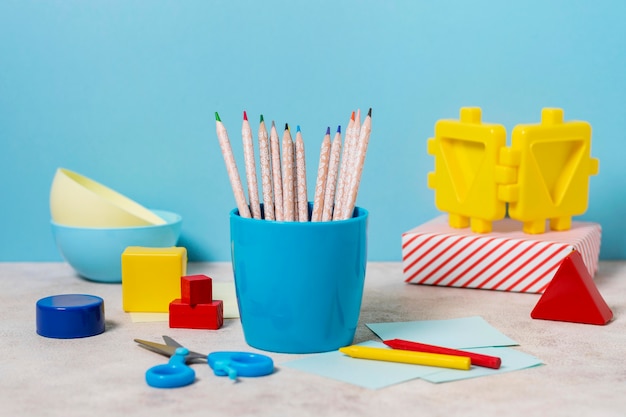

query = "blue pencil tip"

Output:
[[326, 127, 331, 135], [337, 125, 341, 134], [296, 125, 301, 133]]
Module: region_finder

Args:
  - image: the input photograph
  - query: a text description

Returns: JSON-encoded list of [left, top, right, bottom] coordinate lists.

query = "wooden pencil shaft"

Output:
[[216, 119, 251, 218], [311, 130, 331, 222], [295, 129, 308, 222], [258, 119, 274, 220], [270, 122, 284, 221], [242, 114, 261, 219], [321, 127, 342, 221], [333, 114, 356, 220], [281, 126, 295, 221], [340, 111, 371, 220]]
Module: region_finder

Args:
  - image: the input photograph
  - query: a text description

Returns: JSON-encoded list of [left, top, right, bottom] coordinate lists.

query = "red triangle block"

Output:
[[531, 250, 613, 325]]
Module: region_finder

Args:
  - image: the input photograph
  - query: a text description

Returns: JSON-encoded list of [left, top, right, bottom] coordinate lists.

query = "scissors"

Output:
[[135, 335, 275, 388]]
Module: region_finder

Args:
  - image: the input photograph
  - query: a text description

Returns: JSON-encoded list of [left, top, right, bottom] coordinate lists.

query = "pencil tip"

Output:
[[260, 114, 264, 123], [215, 112, 221, 122], [337, 125, 341, 134], [351, 111, 355, 121], [368, 108, 372, 117], [285, 123, 289, 131], [296, 125, 301, 133], [326, 126, 331, 135], [271, 120, 276, 128], [243, 111, 248, 121]]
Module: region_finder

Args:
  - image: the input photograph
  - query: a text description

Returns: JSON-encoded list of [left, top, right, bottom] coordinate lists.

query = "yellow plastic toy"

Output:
[[427, 107, 516, 233], [498, 108, 599, 234], [428, 107, 598, 234], [122, 246, 187, 312]]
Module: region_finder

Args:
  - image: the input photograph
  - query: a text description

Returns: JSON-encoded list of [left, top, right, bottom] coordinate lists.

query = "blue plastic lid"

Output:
[[36, 294, 105, 339]]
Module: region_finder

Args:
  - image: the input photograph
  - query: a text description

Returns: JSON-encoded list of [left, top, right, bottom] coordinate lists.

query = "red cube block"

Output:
[[181, 274, 213, 306], [169, 299, 224, 330]]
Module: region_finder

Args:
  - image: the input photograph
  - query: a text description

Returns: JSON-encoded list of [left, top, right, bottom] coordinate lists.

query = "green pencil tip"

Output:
[[260, 114, 264, 123], [215, 112, 221, 122]]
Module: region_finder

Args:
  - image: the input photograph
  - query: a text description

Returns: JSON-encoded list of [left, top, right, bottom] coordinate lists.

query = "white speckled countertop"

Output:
[[2, 262, 624, 417]]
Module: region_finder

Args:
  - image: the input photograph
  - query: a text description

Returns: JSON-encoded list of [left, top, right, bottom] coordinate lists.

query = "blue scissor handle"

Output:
[[145, 347, 196, 388], [208, 351, 274, 380]]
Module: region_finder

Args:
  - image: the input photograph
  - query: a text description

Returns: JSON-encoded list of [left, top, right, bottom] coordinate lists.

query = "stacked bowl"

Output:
[[50, 168, 182, 283]]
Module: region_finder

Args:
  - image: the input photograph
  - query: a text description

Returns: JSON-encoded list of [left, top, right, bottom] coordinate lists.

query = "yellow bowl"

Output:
[[50, 168, 166, 227]]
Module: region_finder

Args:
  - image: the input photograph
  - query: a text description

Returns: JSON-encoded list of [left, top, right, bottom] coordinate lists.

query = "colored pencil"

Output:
[[242, 111, 261, 219], [321, 126, 342, 221], [341, 109, 361, 216], [311, 127, 331, 222], [258, 115, 274, 220], [270, 121, 284, 221], [281, 124, 296, 221], [215, 112, 251, 218], [383, 339, 502, 369], [295, 125, 308, 222], [333, 111, 356, 220], [339, 108, 371, 220], [217, 108, 371, 222]]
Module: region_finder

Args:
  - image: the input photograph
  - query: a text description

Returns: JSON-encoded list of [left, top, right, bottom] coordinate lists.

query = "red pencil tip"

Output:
[[243, 111, 248, 121]]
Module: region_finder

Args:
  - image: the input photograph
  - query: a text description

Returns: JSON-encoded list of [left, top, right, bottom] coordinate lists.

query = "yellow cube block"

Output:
[[122, 246, 187, 312]]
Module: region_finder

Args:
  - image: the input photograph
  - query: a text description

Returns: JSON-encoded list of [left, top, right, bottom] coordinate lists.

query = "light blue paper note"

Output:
[[283, 341, 437, 389], [283, 317, 540, 389], [366, 316, 517, 348], [420, 346, 543, 383]]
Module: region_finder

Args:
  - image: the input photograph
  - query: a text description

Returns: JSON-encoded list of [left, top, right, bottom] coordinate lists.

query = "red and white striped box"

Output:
[[402, 215, 601, 293]]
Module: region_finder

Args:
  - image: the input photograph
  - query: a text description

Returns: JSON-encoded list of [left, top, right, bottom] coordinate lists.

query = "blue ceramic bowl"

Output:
[[51, 209, 182, 283]]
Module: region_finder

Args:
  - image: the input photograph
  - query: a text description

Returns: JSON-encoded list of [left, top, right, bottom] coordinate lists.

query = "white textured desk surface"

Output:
[[1, 262, 624, 417]]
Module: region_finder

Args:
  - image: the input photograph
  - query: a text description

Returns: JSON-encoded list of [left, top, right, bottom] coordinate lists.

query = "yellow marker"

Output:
[[339, 345, 471, 370]]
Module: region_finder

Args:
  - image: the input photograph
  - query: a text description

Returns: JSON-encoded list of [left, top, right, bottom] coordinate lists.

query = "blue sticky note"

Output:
[[420, 347, 543, 383], [284, 317, 540, 389], [283, 341, 437, 389], [366, 316, 517, 348]]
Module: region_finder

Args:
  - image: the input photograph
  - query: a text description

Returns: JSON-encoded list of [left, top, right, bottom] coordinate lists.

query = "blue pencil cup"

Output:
[[230, 206, 368, 354]]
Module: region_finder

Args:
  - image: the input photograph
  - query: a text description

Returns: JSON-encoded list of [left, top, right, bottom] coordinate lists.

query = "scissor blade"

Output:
[[161, 335, 207, 362], [162, 335, 183, 348], [135, 338, 178, 357]]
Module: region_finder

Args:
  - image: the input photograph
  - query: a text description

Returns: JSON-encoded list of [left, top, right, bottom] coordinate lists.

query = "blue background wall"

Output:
[[1, 0, 625, 262]]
